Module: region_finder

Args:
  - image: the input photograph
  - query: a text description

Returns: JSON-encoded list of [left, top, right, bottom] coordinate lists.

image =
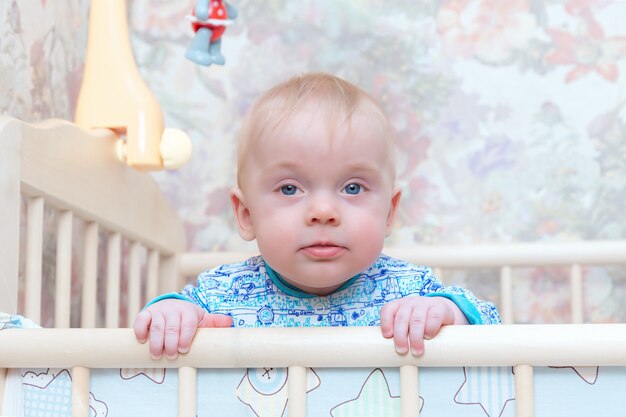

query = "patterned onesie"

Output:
[[150, 254, 501, 326]]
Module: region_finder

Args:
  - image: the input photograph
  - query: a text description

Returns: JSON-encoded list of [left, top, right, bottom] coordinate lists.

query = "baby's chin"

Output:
[[286, 275, 355, 296]]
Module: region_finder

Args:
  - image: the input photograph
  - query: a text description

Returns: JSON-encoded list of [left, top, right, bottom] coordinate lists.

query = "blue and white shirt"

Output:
[[153, 255, 501, 327]]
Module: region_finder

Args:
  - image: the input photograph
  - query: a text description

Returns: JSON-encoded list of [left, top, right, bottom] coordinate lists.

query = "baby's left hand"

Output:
[[380, 296, 469, 355]]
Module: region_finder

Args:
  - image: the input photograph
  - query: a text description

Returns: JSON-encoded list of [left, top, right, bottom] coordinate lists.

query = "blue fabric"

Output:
[[147, 255, 501, 327], [264, 261, 361, 299], [425, 292, 484, 324]]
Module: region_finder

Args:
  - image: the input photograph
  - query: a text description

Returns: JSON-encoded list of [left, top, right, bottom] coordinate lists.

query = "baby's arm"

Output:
[[380, 296, 468, 356], [134, 298, 232, 359]]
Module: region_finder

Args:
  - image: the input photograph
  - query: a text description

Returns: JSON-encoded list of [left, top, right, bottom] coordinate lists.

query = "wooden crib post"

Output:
[[25, 196, 44, 323], [288, 365, 307, 417], [106, 232, 122, 328], [159, 254, 182, 294], [400, 365, 420, 416], [146, 249, 160, 302], [71, 366, 90, 417], [570, 264, 583, 324], [500, 266, 514, 324], [514, 364, 535, 417], [179, 366, 197, 417], [56, 210, 74, 328], [81, 222, 99, 328], [127, 241, 142, 325], [0, 118, 20, 315]]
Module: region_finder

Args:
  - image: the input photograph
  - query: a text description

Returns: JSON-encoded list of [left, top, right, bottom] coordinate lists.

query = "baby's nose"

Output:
[[306, 197, 340, 226]]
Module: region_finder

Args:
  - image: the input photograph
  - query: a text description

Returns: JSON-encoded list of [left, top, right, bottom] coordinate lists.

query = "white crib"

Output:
[[2, 116, 626, 417]]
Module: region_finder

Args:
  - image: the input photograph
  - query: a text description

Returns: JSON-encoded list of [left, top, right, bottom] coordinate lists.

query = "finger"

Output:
[[408, 306, 427, 355], [134, 310, 152, 343], [148, 312, 166, 359], [379, 300, 400, 338], [199, 313, 234, 328], [163, 311, 182, 360], [178, 309, 200, 354], [423, 304, 449, 340], [393, 304, 413, 354]]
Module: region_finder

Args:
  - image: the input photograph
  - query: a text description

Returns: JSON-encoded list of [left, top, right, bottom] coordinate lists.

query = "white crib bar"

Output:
[[514, 364, 534, 417], [3, 325, 625, 369], [179, 366, 197, 417], [500, 266, 513, 324], [288, 365, 307, 417], [106, 232, 121, 328], [71, 366, 90, 417], [146, 249, 160, 302], [400, 365, 420, 417], [127, 241, 142, 326], [180, 241, 626, 276], [570, 264, 583, 324], [55, 210, 73, 328], [25, 196, 44, 323], [81, 222, 99, 328]]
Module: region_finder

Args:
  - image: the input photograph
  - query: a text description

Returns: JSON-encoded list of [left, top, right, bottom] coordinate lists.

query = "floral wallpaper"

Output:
[[2, 0, 626, 324]]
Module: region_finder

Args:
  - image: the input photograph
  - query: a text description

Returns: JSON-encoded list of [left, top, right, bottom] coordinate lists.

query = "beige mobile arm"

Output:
[[75, 0, 191, 170]]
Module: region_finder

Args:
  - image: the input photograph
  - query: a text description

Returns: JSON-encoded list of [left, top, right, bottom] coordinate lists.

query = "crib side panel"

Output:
[[19, 120, 185, 255], [4, 117, 187, 327], [0, 118, 20, 314]]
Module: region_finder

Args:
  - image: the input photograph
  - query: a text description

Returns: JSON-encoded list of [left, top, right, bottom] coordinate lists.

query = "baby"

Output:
[[134, 73, 500, 359]]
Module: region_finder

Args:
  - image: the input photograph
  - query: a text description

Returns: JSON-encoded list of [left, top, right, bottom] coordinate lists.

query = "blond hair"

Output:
[[237, 72, 395, 186]]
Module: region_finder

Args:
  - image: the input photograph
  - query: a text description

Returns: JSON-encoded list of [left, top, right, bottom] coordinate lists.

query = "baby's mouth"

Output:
[[300, 243, 346, 260]]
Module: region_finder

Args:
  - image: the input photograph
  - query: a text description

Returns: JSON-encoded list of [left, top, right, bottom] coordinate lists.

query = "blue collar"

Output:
[[263, 260, 360, 298]]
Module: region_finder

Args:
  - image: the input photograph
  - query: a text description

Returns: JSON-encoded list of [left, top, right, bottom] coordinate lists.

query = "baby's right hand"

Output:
[[133, 299, 233, 360]]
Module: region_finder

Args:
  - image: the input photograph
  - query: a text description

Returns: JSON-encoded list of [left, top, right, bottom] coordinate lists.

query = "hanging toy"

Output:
[[185, 0, 238, 66]]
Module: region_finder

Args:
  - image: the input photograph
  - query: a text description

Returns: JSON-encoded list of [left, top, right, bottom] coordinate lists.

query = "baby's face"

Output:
[[235, 104, 400, 295]]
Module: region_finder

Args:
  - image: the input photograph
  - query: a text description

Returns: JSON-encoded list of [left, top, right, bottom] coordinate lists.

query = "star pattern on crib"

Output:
[[21, 368, 108, 417], [120, 368, 167, 384], [330, 368, 423, 417], [236, 367, 321, 417], [454, 367, 515, 417], [549, 366, 599, 384]]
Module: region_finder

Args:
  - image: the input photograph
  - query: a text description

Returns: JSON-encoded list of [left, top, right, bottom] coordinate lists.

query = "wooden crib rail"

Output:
[[2, 324, 626, 417], [181, 240, 626, 275], [2, 324, 626, 368]]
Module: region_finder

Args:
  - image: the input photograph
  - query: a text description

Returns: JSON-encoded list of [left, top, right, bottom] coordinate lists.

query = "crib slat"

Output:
[[25, 196, 44, 323], [288, 365, 307, 417], [159, 253, 181, 294], [400, 365, 420, 417], [56, 210, 73, 328], [433, 267, 443, 283], [127, 241, 142, 326], [514, 364, 534, 417], [570, 264, 583, 324], [179, 366, 197, 417], [0, 367, 6, 410], [106, 232, 121, 328], [81, 222, 99, 328], [146, 249, 160, 303], [500, 266, 514, 324], [71, 366, 90, 417]]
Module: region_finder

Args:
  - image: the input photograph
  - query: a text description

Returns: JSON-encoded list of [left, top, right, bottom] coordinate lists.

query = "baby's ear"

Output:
[[385, 186, 402, 237], [230, 188, 255, 241]]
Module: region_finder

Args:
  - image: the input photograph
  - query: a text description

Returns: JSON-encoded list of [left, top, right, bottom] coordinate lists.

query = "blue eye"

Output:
[[280, 185, 298, 195], [344, 183, 362, 195]]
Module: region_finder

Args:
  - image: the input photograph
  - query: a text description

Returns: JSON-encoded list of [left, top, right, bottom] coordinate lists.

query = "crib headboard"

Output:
[[0, 116, 185, 327]]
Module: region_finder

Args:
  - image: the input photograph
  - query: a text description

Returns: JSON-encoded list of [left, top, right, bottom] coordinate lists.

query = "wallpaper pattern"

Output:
[[2, 0, 626, 324]]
